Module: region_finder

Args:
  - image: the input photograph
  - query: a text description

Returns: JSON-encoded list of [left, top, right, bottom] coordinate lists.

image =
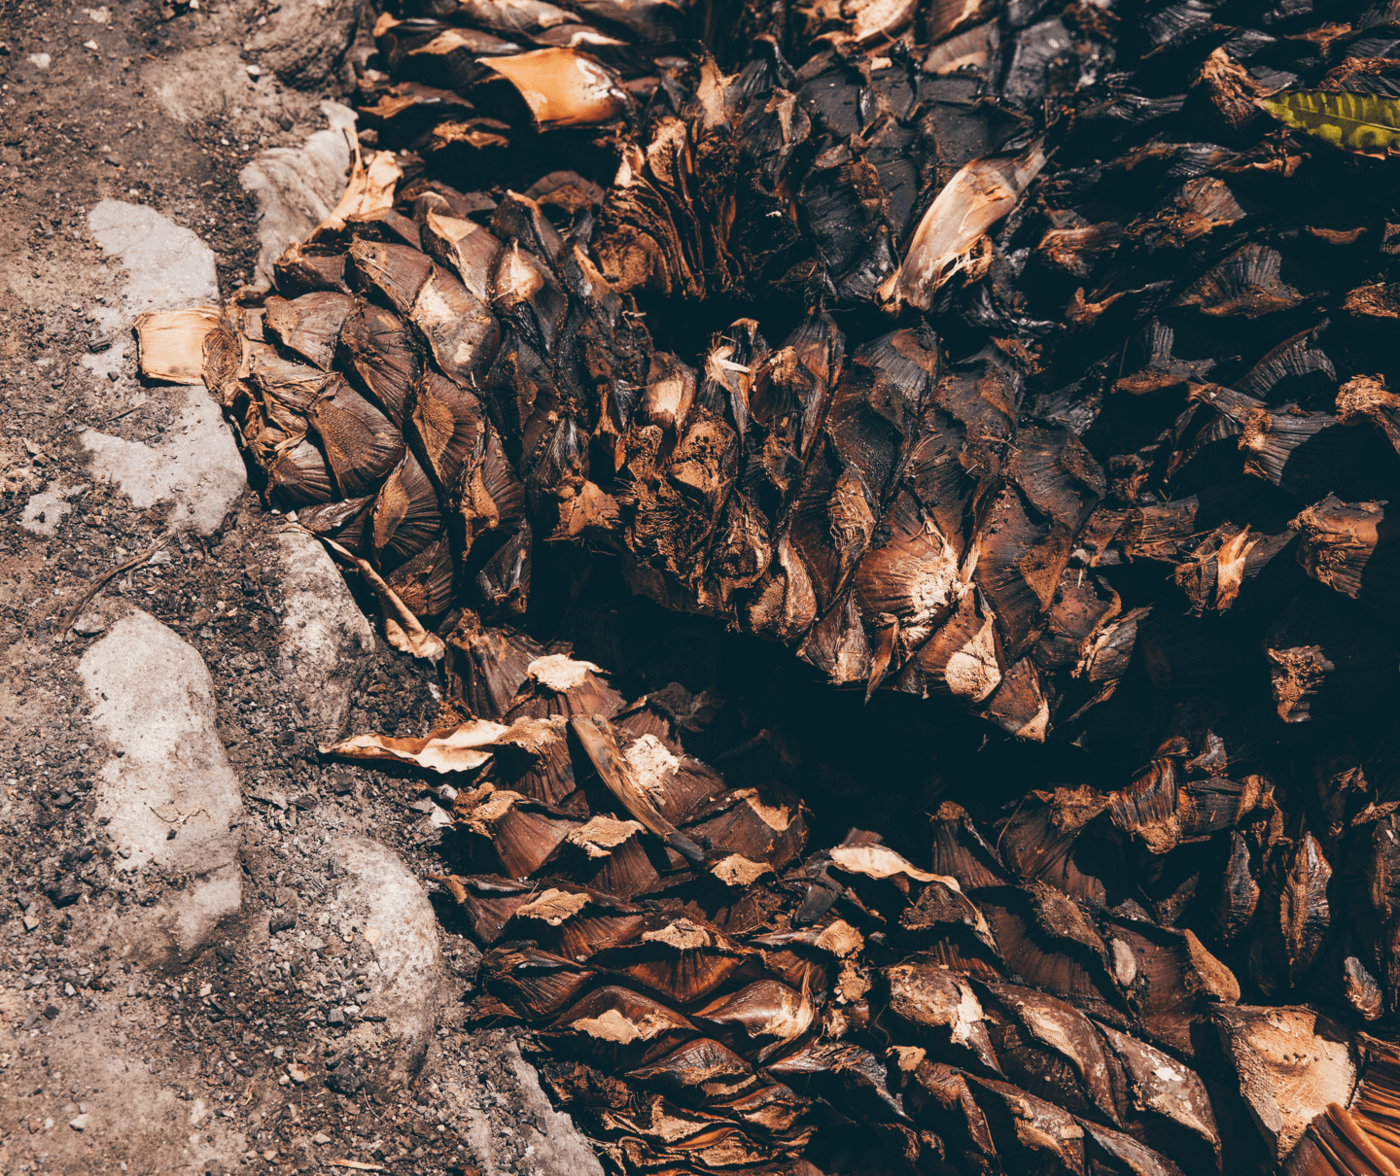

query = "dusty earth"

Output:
[[0, 2, 605, 1174]]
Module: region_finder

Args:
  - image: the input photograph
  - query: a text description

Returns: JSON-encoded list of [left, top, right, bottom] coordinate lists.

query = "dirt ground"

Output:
[[0, 3, 605, 1175]]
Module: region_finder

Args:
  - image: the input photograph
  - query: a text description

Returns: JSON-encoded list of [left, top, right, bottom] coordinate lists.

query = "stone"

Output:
[[240, 103, 356, 286], [81, 386, 245, 536], [274, 528, 375, 741], [142, 41, 278, 127], [20, 483, 72, 535], [86, 200, 218, 312], [247, 785, 288, 811], [248, 0, 361, 88], [78, 608, 243, 962], [71, 611, 106, 636], [69, 1113, 89, 1131], [325, 1060, 362, 1094], [327, 836, 445, 1082], [463, 1041, 605, 1176], [82, 200, 244, 534]]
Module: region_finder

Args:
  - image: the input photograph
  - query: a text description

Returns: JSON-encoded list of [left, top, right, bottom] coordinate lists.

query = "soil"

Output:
[[0, 4, 581, 1175]]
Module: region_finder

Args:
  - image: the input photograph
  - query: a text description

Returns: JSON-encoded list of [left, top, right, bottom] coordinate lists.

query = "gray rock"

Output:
[[70, 610, 107, 637], [240, 103, 356, 286], [507, 1042, 607, 1176], [249, 0, 363, 88], [86, 200, 218, 312], [275, 527, 375, 741], [81, 386, 245, 535], [141, 41, 299, 127], [77, 609, 243, 962], [326, 1059, 363, 1093], [20, 483, 72, 535], [462, 1041, 605, 1176], [81, 200, 244, 534], [327, 837, 444, 1083], [82, 199, 215, 388]]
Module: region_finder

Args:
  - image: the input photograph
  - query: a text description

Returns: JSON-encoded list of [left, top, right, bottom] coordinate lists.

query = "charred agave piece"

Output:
[[307, 375, 406, 499], [1293, 496, 1400, 616], [183, 5, 1400, 1174], [1337, 374, 1400, 458], [1286, 1036, 1400, 1176], [1263, 589, 1400, 724], [1172, 524, 1296, 614], [1214, 1005, 1359, 1164], [481, 943, 596, 1018], [379, 638, 1375, 1176], [209, 90, 1142, 740]]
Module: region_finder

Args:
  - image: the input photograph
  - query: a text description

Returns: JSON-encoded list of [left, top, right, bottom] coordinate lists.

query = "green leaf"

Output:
[[1259, 89, 1400, 157]]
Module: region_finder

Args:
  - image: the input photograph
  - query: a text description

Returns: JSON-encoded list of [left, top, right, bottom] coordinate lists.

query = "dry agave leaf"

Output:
[[696, 977, 815, 1050], [569, 715, 707, 867], [879, 141, 1047, 311], [883, 961, 1000, 1071], [508, 654, 624, 721], [134, 306, 223, 383], [828, 844, 948, 884], [1259, 90, 1400, 158], [317, 148, 404, 235], [320, 718, 508, 772], [320, 536, 446, 660], [841, 0, 918, 44], [550, 985, 697, 1068], [477, 48, 629, 129]]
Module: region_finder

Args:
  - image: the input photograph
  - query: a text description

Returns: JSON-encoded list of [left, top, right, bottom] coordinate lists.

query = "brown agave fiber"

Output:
[[128, 0, 1400, 1172], [334, 641, 1395, 1176]]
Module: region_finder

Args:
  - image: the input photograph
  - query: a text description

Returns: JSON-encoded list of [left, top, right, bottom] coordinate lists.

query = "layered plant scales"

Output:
[[138, 1, 1400, 1173]]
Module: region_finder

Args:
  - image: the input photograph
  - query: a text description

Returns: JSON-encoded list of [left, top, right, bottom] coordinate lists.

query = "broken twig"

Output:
[[59, 528, 176, 637]]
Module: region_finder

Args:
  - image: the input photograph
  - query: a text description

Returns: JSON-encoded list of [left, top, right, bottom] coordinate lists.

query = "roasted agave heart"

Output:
[[131, 0, 1400, 1172]]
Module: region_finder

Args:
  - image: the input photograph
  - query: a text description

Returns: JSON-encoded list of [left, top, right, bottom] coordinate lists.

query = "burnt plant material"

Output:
[[176, 0, 1400, 744], [134, 1, 1400, 1173], [360, 651, 1393, 1176]]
